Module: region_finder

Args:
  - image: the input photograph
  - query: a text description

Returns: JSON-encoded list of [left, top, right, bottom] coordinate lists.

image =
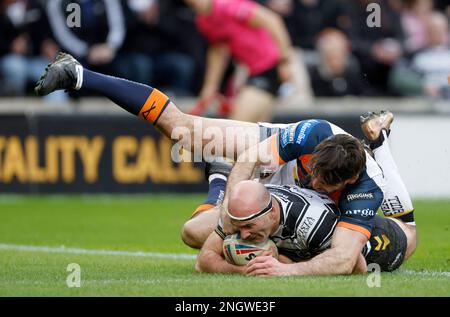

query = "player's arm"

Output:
[[247, 186, 383, 276], [246, 227, 368, 276], [198, 44, 230, 103], [219, 135, 276, 230], [289, 227, 368, 275], [247, 5, 293, 64], [196, 229, 247, 274]]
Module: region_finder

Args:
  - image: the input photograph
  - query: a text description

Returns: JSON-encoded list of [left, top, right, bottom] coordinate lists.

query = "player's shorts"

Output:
[[364, 216, 407, 272], [247, 65, 281, 96]]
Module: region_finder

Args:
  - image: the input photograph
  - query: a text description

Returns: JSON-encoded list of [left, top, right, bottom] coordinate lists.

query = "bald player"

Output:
[[196, 180, 416, 276]]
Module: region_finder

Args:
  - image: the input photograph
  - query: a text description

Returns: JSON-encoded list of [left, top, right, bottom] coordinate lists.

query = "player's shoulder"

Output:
[[280, 119, 331, 146], [340, 169, 385, 210], [266, 184, 334, 205]]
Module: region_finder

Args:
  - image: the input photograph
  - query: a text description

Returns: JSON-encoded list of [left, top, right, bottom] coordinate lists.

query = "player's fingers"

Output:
[[246, 260, 272, 274], [259, 250, 273, 257], [246, 268, 273, 276], [248, 255, 272, 266]]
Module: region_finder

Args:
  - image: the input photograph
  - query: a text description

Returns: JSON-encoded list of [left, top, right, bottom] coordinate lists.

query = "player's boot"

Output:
[[204, 157, 233, 181], [360, 110, 394, 141], [35, 52, 83, 96]]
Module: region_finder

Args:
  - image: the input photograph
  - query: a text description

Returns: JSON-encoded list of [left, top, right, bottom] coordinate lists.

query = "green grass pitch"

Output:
[[0, 195, 449, 296]]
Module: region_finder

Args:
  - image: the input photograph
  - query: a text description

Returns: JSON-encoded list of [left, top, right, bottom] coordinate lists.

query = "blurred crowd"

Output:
[[1, 0, 450, 102]]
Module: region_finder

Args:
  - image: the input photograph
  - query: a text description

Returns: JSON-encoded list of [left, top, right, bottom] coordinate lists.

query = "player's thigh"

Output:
[[388, 218, 417, 261], [231, 86, 275, 123], [198, 115, 261, 160], [182, 207, 221, 247], [365, 216, 408, 272], [159, 102, 260, 160]]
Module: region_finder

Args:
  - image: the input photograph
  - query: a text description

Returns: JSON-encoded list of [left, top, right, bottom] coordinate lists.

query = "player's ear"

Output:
[[268, 205, 277, 220]]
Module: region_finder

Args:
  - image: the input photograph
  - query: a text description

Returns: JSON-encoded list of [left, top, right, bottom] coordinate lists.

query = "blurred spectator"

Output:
[[282, 0, 348, 50], [411, 12, 450, 99], [401, 0, 434, 56], [346, 0, 405, 95], [260, 0, 349, 69], [262, 0, 293, 16], [434, 0, 450, 19], [185, 0, 307, 123], [0, 0, 65, 100], [120, 0, 196, 96], [45, 0, 126, 75], [308, 28, 372, 97]]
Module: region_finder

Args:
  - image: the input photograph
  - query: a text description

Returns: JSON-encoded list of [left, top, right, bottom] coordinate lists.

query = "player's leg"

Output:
[[35, 53, 260, 161], [181, 159, 231, 249], [361, 111, 417, 259], [230, 86, 275, 123], [182, 207, 221, 249], [364, 216, 410, 272], [387, 217, 416, 261]]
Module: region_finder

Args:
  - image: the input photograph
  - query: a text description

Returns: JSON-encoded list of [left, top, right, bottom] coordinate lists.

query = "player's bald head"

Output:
[[228, 180, 271, 219]]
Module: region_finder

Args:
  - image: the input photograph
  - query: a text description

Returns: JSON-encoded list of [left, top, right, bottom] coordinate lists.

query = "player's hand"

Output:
[[246, 255, 292, 276], [277, 51, 294, 82]]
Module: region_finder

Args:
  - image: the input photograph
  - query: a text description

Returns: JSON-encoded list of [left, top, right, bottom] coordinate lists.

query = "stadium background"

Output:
[[0, 0, 449, 296]]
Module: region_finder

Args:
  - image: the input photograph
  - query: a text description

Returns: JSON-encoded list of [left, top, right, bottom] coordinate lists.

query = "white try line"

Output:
[[1, 243, 449, 278], [0, 243, 197, 260], [399, 269, 450, 278]]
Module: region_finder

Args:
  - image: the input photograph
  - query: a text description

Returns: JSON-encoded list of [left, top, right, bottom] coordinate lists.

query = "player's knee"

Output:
[[405, 225, 418, 260], [181, 220, 203, 249]]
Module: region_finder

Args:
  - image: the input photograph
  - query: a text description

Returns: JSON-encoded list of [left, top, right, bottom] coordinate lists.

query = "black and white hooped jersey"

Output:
[[266, 184, 340, 261]]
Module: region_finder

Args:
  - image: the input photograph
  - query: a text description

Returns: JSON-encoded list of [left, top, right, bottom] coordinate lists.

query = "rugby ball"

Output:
[[222, 233, 278, 266]]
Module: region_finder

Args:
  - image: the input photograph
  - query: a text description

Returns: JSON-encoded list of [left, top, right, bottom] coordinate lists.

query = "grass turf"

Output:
[[0, 195, 449, 296]]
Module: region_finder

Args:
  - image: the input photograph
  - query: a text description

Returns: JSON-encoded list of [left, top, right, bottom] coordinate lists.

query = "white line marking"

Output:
[[0, 243, 197, 260], [1, 243, 449, 278], [399, 269, 450, 277]]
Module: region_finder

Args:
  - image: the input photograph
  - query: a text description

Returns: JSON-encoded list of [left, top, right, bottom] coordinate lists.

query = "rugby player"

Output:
[[34, 54, 415, 272], [197, 180, 416, 275], [196, 121, 417, 275]]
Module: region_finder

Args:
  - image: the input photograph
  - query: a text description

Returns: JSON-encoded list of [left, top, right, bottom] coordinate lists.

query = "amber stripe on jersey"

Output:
[[138, 88, 170, 124], [336, 221, 371, 239]]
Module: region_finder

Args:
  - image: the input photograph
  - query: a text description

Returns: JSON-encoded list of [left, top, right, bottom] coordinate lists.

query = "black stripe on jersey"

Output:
[[308, 213, 339, 251], [307, 212, 327, 246], [267, 185, 312, 239], [214, 225, 226, 240], [282, 200, 310, 238], [318, 218, 338, 247], [324, 202, 341, 216]]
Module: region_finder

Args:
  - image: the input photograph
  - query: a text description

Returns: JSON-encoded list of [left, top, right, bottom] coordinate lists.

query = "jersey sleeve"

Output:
[[274, 119, 332, 164], [336, 176, 384, 239]]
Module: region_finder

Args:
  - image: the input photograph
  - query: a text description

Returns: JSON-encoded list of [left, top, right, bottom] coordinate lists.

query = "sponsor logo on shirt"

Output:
[[295, 120, 319, 146], [346, 192, 375, 202], [344, 209, 376, 217], [281, 124, 298, 147]]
